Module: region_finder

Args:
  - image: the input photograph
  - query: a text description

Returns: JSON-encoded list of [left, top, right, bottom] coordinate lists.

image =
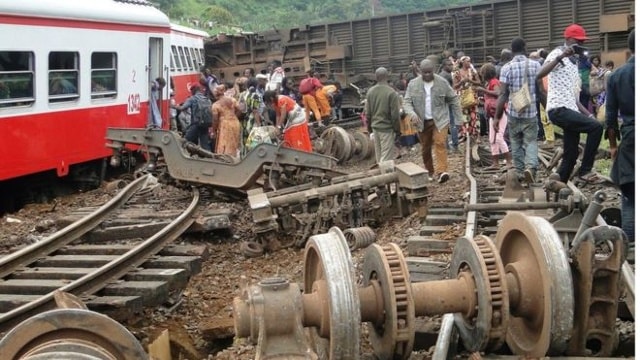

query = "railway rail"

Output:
[[233, 137, 635, 359], [0, 174, 204, 358]]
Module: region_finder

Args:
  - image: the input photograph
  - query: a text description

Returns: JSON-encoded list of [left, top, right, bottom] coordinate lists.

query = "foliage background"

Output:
[[153, 0, 482, 33]]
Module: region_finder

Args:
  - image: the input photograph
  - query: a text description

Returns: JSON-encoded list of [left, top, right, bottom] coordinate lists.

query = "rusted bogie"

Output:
[[234, 209, 629, 359], [105, 128, 338, 190], [248, 162, 429, 246]]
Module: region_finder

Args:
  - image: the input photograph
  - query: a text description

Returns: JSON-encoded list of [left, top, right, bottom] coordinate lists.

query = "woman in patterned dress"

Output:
[[453, 56, 482, 140], [211, 85, 242, 158]]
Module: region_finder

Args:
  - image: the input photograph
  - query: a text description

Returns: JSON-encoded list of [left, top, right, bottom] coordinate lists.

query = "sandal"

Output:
[[578, 171, 606, 184]]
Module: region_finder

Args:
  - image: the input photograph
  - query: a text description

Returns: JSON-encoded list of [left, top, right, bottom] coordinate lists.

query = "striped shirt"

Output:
[[499, 55, 541, 118]]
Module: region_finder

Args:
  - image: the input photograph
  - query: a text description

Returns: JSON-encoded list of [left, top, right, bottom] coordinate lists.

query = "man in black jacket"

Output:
[[605, 29, 635, 244]]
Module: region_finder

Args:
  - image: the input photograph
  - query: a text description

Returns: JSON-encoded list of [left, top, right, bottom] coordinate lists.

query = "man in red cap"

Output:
[[536, 23, 604, 185]]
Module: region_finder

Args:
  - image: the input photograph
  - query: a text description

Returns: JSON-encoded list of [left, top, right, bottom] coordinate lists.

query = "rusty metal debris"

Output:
[[313, 127, 374, 163], [234, 204, 631, 359], [106, 128, 340, 190], [344, 226, 376, 251], [248, 161, 429, 247]]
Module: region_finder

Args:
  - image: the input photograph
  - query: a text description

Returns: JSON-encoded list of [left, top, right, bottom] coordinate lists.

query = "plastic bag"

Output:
[[245, 126, 277, 152]]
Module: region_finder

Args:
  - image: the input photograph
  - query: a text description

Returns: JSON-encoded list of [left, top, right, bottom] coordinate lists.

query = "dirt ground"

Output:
[[0, 139, 634, 359]]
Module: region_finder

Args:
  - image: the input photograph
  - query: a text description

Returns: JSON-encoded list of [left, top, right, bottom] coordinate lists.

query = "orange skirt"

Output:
[[283, 123, 312, 152]]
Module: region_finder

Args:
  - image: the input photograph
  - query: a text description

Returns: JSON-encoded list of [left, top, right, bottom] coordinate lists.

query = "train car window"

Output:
[[184, 48, 194, 71], [193, 48, 202, 67], [171, 45, 180, 71], [178, 46, 187, 72], [199, 49, 205, 66], [91, 52, 117, 99], [189, 48, 199, 69], [0, 51, 35, 108], [48, 51, 79, 103]]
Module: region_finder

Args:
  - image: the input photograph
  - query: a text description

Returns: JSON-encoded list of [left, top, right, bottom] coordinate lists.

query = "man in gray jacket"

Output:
[[404, 59, 463, 183]]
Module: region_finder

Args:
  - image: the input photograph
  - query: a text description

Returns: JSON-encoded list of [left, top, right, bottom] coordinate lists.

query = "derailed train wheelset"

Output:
[[233, 212, 628, 359]]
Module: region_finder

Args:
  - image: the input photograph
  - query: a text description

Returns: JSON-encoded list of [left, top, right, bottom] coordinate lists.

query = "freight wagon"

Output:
[[205, 0, 634, 113]]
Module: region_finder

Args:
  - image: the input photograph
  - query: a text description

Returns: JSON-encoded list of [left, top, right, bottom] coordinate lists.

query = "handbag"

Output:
[[510, 59, 532, 113], [399, 114, 417, 136], [596, 104, 606, 123], [589, 73, 605, 96], [460, 87, 477, 108]]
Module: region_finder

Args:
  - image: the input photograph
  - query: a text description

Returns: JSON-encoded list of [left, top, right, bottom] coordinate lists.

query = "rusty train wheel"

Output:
[[320, 127, 353, 163], [0, 309, 146, 360], [362, 243, 415, 360], [303, 227, 360, 359], [450, 235, 509, 352], [351, 131, 371, 162], [495, 212, 574, 357]]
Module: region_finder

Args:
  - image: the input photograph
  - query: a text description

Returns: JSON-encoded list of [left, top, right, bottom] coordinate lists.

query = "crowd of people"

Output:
[[154, 23, 634, 244], [164, 62, 342, 159]]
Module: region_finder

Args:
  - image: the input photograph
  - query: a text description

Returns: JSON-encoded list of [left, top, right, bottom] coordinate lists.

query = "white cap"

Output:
[[256, 74, 268, 80]]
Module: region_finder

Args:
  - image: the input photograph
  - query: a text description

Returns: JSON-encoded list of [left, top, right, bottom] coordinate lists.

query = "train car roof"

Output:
[[0, 0, 170, 29], [171, 23, 210, 38]]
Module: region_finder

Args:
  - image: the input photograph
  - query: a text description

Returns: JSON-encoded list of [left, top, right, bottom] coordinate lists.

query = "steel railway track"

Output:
[[0, 174, 201, 334]]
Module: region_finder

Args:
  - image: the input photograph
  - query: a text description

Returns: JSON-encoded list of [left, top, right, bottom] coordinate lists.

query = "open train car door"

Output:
[[148, 37, 167, 128]]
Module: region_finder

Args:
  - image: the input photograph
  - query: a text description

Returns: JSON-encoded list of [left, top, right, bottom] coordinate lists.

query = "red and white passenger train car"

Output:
[[0, 0, 207, 208]]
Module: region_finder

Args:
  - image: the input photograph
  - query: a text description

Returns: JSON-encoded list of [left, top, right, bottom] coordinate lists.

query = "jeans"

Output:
[[547, 107, 603, 183], [507, 115, 538, 174], [621, 182, 635, 243], [447, 104, 458, 149], [185, 124, 211, 151]]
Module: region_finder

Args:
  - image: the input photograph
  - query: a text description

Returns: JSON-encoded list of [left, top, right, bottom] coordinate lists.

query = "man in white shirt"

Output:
[[537, 24, 603, 184]]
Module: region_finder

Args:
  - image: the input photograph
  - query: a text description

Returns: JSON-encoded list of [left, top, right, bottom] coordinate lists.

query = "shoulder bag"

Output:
[[510, 60, 532, 113]]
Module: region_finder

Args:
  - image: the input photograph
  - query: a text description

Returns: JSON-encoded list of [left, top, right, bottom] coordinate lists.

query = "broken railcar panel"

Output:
[[105, 128, 338, 189]]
